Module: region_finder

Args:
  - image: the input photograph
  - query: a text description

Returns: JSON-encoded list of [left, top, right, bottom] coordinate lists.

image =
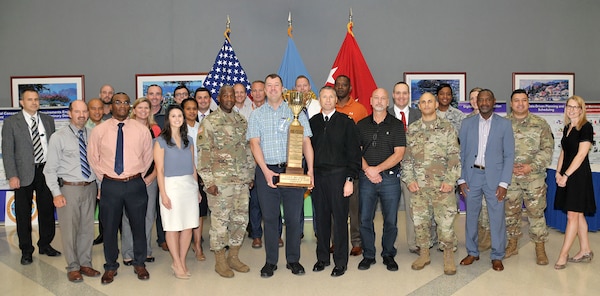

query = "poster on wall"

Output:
[[11, 75, 85, 108], [404, 72, 466, 107], [512, 73, 574, 102]]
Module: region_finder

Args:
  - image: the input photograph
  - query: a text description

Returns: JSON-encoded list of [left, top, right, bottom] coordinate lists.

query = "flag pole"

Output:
[[347, 8, 354, 37], [224, 15, 231, 43], [288, 11, 293, 38]]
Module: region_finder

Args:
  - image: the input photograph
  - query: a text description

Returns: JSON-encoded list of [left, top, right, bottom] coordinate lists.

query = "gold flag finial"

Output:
[[347, 8, 354, 37], [287, 11, 293, 38], [224, 15, 231, 43]]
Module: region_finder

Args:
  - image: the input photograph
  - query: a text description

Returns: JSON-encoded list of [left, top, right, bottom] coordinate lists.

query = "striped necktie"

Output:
[[78, 130, 91, 179], [31, 117, 44, 163]]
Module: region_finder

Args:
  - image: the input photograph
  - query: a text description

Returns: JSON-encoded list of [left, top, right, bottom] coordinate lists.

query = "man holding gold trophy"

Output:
[[247, 74, 314, 278]]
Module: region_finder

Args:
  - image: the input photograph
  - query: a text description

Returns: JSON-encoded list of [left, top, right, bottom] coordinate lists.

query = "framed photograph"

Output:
[[403, 72, 467, 105], [136, 73, 208, 104], [11, 75, 85, 108], [512, 72, 574, 101]]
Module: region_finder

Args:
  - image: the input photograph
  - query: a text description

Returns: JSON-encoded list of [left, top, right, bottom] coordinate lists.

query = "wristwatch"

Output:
[[346, 177, 354, 182]]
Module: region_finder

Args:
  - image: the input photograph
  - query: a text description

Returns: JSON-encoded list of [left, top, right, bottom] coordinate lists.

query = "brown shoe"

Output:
[[350, 246, 363, 256], [160, 242, 169, 252], [79, 266, 101, 277], [491, 259, 504, 271], [329, 244, 335, 253], [133, 266, 150, 280], [67, 271, 83, 282], [278, 238, 284, 248], [101, 270, 117, 284], [252, 238, 262, 249], [459, 255, 480, 265]]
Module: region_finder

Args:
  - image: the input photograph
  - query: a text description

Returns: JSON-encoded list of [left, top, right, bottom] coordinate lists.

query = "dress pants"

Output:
[[349, 180, 361, 247], [100, 176, 148, 270], [56, 183, 97, 272], [313, 169, 349, 268], [465, 170, 506, 260], [255, 166, 304, 265], [14, 164, 55, 254], [122, 179, 157, 259], [249, 177, 282, 239], [359, 171, 401, 259]]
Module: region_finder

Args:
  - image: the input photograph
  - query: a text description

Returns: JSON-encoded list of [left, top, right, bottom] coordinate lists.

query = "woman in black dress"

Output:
[[554, 95, 596, 269]]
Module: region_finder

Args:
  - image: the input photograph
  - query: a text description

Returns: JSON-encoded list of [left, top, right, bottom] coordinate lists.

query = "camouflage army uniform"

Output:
[[197, 108, 255, 251], [436, 106, 466, 133], [402, 117, 461, 250], [504, 113, 553, 242]]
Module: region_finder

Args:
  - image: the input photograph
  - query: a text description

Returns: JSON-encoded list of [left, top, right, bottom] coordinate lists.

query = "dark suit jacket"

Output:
[[458, 113, 514, 189], [388, 106, 422, 126], [2, 111, 56, 187]]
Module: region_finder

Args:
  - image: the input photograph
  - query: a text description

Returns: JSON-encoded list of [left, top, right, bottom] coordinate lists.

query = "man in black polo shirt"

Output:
[[310, 86, 361, 277], [356, 88, 406, 272]]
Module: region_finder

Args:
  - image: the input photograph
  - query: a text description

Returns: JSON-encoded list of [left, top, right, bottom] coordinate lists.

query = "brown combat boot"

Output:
[[411, 248, 431, 270], [478, 226, 491, 251], [227, 245, 250, 273], [443, 249, 456, 275], [214, 249, 234, 278], [535, 242, 549, 265], [505, 238, 518, 258]]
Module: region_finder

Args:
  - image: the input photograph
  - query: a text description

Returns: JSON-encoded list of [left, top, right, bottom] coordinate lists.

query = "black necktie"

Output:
[[324, 115, 329, 122]]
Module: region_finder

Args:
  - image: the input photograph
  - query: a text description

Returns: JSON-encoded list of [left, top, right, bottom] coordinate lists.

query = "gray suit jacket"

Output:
[[2, 111, 56, 187], [459, 113, 514, 189], [388, 106, 422, 126]]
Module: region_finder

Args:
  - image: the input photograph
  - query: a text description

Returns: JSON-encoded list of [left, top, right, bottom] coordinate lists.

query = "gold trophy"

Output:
[[277, 90, 312, 187]]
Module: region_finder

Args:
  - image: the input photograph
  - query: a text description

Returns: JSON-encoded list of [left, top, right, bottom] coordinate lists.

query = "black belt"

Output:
[[473, 165, 485, 170], [104, 173, 142, 182], [35, 162, 45, 169], [267, 163, 287, 168]]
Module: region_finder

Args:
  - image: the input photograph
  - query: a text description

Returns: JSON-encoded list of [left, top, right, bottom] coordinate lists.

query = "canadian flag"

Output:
[[326, 22, 377, 114]]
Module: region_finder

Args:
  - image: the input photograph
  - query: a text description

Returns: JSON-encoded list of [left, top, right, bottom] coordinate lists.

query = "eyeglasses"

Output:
[[113, 100, 130, 106], [566, 105, 581, 110]]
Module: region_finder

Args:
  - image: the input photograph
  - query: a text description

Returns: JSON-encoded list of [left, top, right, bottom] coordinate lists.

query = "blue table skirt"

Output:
[[545, 168, 600, 233]]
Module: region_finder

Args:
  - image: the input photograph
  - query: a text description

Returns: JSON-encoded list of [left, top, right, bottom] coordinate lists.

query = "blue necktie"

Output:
[[78, 130, 91, 179], [115, 123, 124, 175]]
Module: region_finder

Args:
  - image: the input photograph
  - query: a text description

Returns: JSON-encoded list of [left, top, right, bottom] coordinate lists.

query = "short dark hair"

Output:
[[296, 75, 310, 84], [147, 84, 162, 93], [20, 87, 38, 99], [174, 84, 190, 94], [265, 73, 283, 84], [194, 87, 210, 98], [436, 83, 452, 95], [479, 89, 495, 99], [335, 75, 350, 84], [511, 89, 528, 100], [181, 97, 198, 109], [394, 81, 408, 89]]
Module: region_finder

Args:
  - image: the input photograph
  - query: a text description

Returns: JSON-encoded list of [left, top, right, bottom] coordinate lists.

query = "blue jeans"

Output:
[[359, 171, 401, 259]]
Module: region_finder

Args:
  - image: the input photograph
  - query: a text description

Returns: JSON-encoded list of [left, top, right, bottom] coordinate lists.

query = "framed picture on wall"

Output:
[[135, 73, 208, 105], [403, 72, 467, 105], [11, 75, 85, 108], [512, 72, 574, 101]]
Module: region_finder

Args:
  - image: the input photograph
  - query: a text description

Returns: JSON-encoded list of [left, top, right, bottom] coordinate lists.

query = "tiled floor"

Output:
[[0, 212, 598, 296]]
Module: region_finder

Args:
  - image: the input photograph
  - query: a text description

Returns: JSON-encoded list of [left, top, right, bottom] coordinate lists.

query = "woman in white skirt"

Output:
[[154, 105, 200, 279]]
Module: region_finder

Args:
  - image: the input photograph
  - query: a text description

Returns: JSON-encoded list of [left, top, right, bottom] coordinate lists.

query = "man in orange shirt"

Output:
[[334, 75, 369, 256]]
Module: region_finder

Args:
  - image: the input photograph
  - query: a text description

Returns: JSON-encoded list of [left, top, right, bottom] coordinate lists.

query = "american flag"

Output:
[[203, 36, 250, 103]]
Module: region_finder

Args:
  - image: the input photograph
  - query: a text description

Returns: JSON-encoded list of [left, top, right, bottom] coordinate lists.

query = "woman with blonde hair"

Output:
[[554, 95, 596, 269], [121, 98, 162, 265]]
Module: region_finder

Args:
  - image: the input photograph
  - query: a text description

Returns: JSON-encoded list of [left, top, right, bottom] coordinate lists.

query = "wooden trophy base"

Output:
[[277, 173, 311, 188]]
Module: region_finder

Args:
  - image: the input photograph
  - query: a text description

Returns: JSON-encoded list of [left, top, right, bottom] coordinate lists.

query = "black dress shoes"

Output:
[[93, 235, 103, 245], [21, 253, 33, 265], [382, 256, 399, 271], [123, 260, 133, 266], [312, 261, 330, 272], [331, 266, 347, 277], [39, 246, 61, 257], [358, 258, 376, 270], [286, 262, 305, 275], [260, 263, 277, 278], [145, 257, 155, 263]]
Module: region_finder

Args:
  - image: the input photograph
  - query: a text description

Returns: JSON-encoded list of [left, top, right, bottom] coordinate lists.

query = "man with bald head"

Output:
[[233, 83, 253, 120], [99, 85, 114, 120], [86, 98, 105, 128], [402, 92, 460, 275], [44, 101, 101, 282], [356, 88, 405, 272]]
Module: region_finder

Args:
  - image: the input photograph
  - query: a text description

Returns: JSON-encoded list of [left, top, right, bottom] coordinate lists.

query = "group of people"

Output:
[[2, 73, 595, 284]]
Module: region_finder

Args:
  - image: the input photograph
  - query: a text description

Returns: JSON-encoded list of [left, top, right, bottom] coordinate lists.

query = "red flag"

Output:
[[325, 22, 377, 114]]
